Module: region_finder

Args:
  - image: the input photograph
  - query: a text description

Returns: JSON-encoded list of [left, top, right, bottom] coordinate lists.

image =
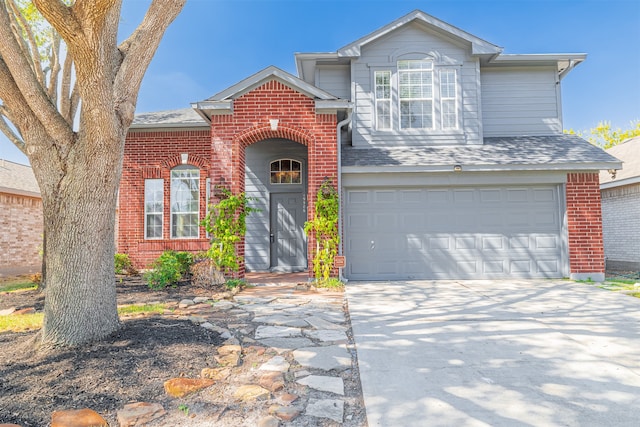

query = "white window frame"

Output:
[[144, 178, 164, 240], [374, 70, 392, 130], [398, 60, 434, 130], [170, 166, 200, 239], [440, 68, 458, 129]]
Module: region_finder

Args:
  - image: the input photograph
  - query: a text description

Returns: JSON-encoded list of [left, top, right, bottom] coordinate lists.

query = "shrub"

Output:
[[172, 251, 194, 276], [114, 253, 137, 275], [225, 278, 246, 290], [144, 251, 185, 290]]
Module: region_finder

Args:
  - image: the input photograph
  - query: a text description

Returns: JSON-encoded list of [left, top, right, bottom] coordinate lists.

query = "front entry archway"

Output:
[[244, 139, 308, 272]]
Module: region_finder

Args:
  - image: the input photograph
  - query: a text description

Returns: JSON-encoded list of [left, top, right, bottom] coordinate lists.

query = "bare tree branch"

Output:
[[114, 0, 186, 125], [0, 106, 26, 152], [31, 0, 80, 43], [0, 3, 74, 146], [6, 0, 46, 87], [47, 33, 61, 104]]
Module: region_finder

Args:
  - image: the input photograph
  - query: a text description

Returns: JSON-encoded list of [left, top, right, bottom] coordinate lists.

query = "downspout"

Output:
[[336, 109, 352, 282]]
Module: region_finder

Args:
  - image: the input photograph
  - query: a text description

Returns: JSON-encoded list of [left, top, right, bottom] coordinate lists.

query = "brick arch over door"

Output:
[[231, 123, 315, 195]]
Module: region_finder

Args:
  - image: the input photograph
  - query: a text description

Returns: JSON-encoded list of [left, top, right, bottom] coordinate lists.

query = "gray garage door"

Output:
[[344, 185, 565, 280]]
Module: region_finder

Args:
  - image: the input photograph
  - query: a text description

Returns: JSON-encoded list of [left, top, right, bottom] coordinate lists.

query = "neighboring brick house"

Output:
[[0, 159, 43, 276], [600, 137, 640, 271], [118, 10, 621, 281]]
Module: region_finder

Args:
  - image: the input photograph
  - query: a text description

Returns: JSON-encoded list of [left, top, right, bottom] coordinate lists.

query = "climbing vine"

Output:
[[201, 187, 258, 276], [304, 178, 340, 283]]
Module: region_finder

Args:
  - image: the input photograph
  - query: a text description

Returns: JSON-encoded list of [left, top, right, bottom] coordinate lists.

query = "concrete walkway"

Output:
[[346, 279, 640, 427]]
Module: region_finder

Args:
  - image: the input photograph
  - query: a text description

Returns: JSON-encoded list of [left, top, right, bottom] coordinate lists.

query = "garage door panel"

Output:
[[345, 185, 564, 280]]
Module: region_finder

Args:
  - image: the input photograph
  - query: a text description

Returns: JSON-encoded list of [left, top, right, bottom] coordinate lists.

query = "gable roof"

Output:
[[600, 136, 640, 189], [0, 159, 40, 197], [342, 135, 621, 173], [337, 9, 503, 58], [192, 66, 348, 121]]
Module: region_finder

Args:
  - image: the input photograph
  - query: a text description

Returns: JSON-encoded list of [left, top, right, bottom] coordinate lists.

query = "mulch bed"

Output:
[[0, 277, 223, 426]]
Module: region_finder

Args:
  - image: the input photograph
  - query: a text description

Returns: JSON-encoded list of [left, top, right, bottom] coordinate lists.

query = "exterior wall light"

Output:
[[453, 164, 462, 172], [608, 169, 617, 180], [270, 119, 279, 131], [181, 153, 188, 164]]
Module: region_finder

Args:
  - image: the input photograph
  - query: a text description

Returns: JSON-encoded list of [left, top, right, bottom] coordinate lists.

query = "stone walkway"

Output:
[[3, 279, 367, 427]]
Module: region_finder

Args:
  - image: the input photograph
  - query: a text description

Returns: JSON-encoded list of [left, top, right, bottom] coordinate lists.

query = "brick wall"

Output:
[[210, 80, 339, 278], [566, 172, 605, 278], [118, 129, 212, 268], [0, 192, 43, 274], [601, 183, 640, 269]]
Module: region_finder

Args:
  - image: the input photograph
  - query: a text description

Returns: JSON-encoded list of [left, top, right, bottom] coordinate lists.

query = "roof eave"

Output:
[[342, 161, 622, 174], [601, 175, 640, 190]]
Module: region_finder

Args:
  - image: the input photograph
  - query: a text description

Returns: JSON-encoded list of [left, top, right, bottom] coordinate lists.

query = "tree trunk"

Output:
[[36, 129, 123, 347]]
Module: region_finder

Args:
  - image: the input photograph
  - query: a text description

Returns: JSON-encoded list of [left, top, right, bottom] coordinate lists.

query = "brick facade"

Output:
[[209, 80, 338, 278], [566, 172, 605, 279], [118, 129, 212, 268], [0, 192, 43, 275], [119, 80, 339, 275]]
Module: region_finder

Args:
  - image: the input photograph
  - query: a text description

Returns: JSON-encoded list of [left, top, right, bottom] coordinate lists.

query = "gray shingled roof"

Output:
[[342, 134, 620, 171], [130, 108, 208, 129], [600, 136, 640, 186], [0, 159, 40, 196]]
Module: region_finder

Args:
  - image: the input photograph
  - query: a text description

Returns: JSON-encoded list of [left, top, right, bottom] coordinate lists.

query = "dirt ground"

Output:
[[0, 276, 368, 427]]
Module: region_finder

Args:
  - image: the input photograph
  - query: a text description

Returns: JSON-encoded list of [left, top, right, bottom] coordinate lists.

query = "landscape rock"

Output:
[[269, 405, 302, 422], [163, 378, 215, 398], [297, 375, 344, 395], [116, 402, 165, 427], [278, 393, 299, 405], [253, 314, 309, 328], [258, 355, 290, 372], [218, 344, 242, 355], [255, 325, 302, 339], [13, 307, 35, 315], [0, 424, 23, 427], [201, 367, 231, 381], [193, 297, 210, 304], [304, 329, 348, 343], [51, 409, 108, 427], [0, 308, 16, 315], [304, 315, 346, 330], [292, 345, 351, 371], [258, 371, 285, 392], [258, 337, 313, 352], [305, 398, 344, 423], [257, 415, 280, 427], [178, 299, 194, 308], [233, 384, 270, 401]]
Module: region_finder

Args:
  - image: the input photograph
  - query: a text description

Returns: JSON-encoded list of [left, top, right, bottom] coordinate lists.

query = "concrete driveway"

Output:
[[346, 280, 640, 427]]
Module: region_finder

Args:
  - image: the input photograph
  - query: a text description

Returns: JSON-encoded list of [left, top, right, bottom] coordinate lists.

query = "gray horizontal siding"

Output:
[[481, 67, 561, 136], [316, 66, 350, 99]]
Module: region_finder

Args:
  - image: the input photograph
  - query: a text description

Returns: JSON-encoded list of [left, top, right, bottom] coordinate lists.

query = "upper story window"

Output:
[[374, 58, 458, 131], [170, 166, 200, 238], [398, 60, 434, 129], [375, 71, 391, 130], [270, 159, 302, 184]]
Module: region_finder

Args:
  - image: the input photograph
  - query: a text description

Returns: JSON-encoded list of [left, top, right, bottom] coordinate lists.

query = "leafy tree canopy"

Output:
[[565, 120, 640, 149]]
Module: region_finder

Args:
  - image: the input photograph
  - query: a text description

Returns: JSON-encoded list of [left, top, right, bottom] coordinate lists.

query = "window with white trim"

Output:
[[440, 68, 457, 129], [375, 71, 391, 130], [144, 179, 163, 239], [270, 159, 302, 184], [170, 166, 200, 238], [399, 60, 434, 129]]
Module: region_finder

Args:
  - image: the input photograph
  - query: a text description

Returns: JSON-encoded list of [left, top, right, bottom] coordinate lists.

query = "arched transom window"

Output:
[[270, 159, 302, 184]]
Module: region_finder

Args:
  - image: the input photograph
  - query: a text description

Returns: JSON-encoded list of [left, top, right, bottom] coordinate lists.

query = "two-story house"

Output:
[[118, 10, 620, 282]]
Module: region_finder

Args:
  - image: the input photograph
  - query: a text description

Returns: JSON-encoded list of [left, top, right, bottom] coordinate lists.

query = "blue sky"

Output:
[[1, 0, 639, 165]]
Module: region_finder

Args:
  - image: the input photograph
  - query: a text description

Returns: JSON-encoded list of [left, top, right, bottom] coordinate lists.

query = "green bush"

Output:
[[114, 253, 137, 275], [144, 251, 193, 290], [225, 278, 246, 290]]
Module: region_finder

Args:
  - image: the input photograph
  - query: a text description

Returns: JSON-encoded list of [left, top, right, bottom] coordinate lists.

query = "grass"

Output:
[[0, 304, 167, 333], [598, 278, 640, 298], [0, 279, 38, 293]]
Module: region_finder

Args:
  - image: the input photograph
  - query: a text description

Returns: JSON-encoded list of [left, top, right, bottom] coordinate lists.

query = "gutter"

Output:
[[336, 109, 352, 283]]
